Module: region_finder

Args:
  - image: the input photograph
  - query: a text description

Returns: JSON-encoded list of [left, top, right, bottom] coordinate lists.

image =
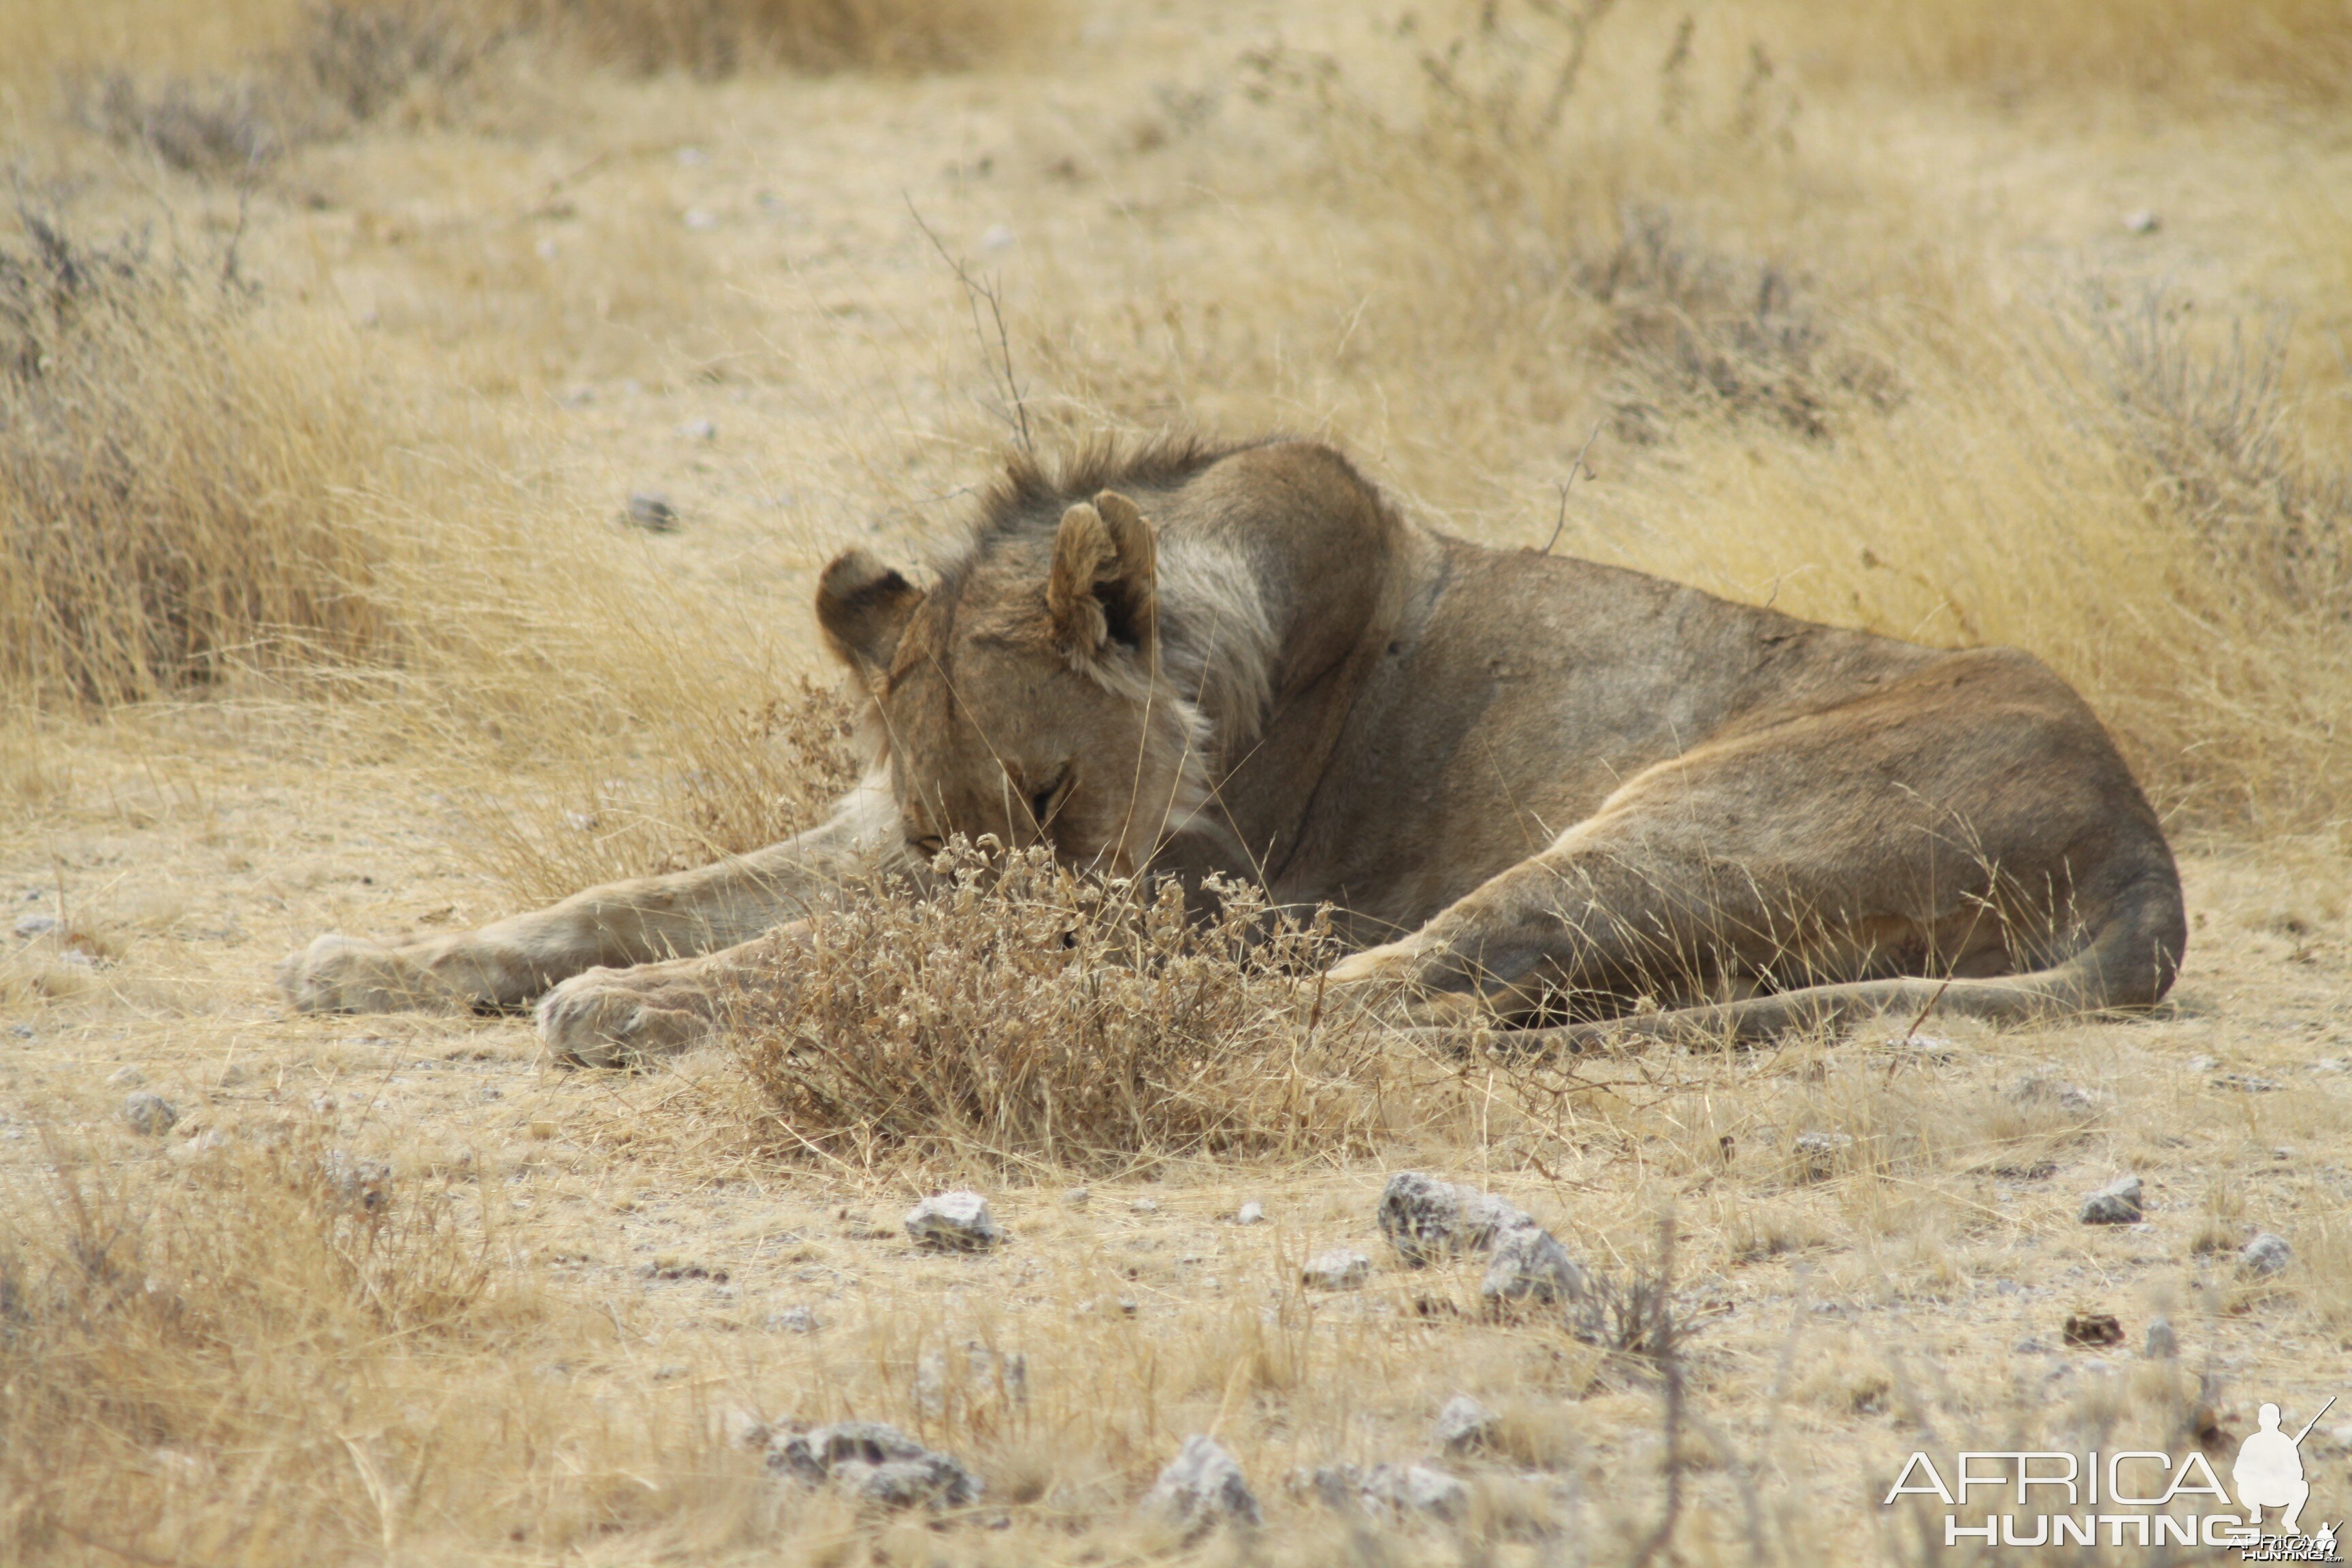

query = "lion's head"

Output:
[[815, 489, 1210, 877]]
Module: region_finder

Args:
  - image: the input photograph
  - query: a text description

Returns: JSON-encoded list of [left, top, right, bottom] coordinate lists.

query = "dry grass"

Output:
[[730, 845, 1406, 1173], [0, 210, 399, 704]]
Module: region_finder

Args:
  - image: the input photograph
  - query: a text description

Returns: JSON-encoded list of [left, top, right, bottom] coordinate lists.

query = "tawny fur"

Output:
[[280, 436, 2185, 1064]]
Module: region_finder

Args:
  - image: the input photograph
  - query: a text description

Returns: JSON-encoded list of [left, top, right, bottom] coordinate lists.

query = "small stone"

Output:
[[1130, 1197, 1160, 1215], [2144, 1317, 2178, 1359], [122, 1092, 179, 1136], [1145, 1434, 1260, 1534], [905, 1190, 1000, 1251], [1376, 1171, 1533, 1264], [835, 1453, 982, 1509], [2079, 1174, 2144, 1226], [682, 207, 719, 231], [13, 913, 59, 940], [1363, 1463, 1469, 1522], [2211, 1073, 2281, 1094], [323, 1151, 392, 1210], [2187, 1054, 2218, 1073], [1433, 1394, 1501, 1455], [676, 418, 716, 441], [2123, 210, 2161, 235], [1301, 1249, 1371, 1290], [1235, 1200, 1265, 1225], [1793, 1130, 1854, 1181], [1062, 1186, 1091, 1207], [7, 1024, 31, 1040], [623, 491, 678, 532], [770, 1421, 981, 1510], [2242, 1232, 2293, 1277], [1481, 1224, 1588, 1310], [981, 223, 1016, 250], [766, 1306, 819, 1333], [676, 146, 708, 166], [106, 1064, 144, 1087]]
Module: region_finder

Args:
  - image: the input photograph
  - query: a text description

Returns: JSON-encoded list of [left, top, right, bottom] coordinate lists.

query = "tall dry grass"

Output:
[[0, 1126, 760, 1564], [0, 212, 399, 704], [14, 0, 1047, 174]]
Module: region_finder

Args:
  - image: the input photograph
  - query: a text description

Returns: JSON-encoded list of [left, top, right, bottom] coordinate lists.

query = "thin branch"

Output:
[[1541, 419, 1605, 554], [905, 197, 1031, 453]]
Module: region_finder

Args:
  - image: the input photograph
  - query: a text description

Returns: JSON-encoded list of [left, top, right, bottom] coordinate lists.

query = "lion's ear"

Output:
[[815, 549, 922, 680], [1046, 490, 1156, 658]]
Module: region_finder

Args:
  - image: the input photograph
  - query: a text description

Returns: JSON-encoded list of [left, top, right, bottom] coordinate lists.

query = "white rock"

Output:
[[905, 1190, 1000, 1251], [1433, 1394, 1501, 1454], [2144, 1317, 2177, 1359], [2123, 210, 2161, 235], [1145, 1433, 1260, 1533], [122, 1092, 179, 1136], [770, 1421, 981, 1509], [1062, 1186, 1091, 1207], [1793, 1130, 1854, 1180], [766, 1306, 818, 1333], [2242, 1231, 2293, 1277], [1130, 1197, 1160, 1214], [1376, 1171, 1533, 1263], [1481, 1224, 1588, 1309], [676, 418, 717, 441], [12, 913, 60, 941], [1235, 1200, 1265, 1225], [682, 208, 719, 231], [1301, 1249, 1371, 1290], [2079, 1174, 2144, 1225], [106, 1064, 144, 1086]]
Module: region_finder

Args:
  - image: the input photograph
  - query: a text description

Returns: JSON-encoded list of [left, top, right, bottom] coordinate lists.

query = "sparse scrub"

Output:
[[0, 1127, 685, 1565], [728, 843, 1411, 1172], [0, 207, 398, 704]]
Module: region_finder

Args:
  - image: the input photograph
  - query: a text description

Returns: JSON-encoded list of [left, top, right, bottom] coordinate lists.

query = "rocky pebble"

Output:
[[768, 1421, 981, 1510], [122, 1092, 179, 1136], [904, 1190, 1000, 1252], [1377, 1171, 1531, 1262], [1235, 1200, 1264, 1225], [1301, 1248, 1371, 1290], [1481, 1223, 1588, 1309], [1433, 1394, 1501, 1455], [1145, 1434, 1260, 1534], [1303, 1461, 1468, 1522], [2079, 1173, 2143, 1225], [2242, 1232, 2293, 1277]]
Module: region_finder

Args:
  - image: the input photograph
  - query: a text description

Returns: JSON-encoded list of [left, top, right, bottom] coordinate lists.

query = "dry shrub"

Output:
[[44, 0, 1041, 173], [0, 1126, 649, 1564], [729, 843, 1405, 1172], [0, 209, 399, 704], [1774, 0, 2352, 108], [513, 0, 1039, 77]]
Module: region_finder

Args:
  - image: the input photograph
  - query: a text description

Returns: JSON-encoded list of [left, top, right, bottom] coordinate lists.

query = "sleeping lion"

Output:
[[281, 436, 2185, 1062]]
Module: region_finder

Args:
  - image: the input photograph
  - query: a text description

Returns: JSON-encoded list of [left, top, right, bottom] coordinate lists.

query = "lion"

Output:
[[280, 435, 2186, 1063]]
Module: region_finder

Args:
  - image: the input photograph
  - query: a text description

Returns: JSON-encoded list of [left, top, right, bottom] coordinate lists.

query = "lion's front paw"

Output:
[[1326, 941, 1492, 1029], [280, 934, 457, 1014], [536, 967, 717, 1068]]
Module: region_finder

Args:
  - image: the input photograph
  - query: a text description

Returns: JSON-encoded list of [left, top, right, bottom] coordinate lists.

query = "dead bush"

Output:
[[514, 0, 1041, 77], [728, 843, 1402, 1173], [0, 206, 398, 704], [0, 1127, 560, 1563]]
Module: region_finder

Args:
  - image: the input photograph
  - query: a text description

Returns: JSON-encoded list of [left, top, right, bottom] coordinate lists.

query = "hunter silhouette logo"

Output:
[[2236, 1398, 2331, 1535]]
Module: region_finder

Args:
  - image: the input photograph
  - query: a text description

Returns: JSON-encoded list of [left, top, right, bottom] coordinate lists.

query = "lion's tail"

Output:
[[1479, 869, 2188, 1052]]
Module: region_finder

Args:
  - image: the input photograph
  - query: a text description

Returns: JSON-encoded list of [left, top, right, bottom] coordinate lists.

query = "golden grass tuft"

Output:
[[728, 844, 1408, 1173], [0, 212, 400, 705]]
